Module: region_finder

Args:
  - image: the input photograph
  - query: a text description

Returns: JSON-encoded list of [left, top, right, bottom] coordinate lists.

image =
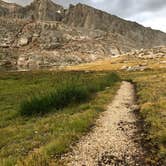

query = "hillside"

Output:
[[0, 0, 21, 16], [0, 0, 166, 70]]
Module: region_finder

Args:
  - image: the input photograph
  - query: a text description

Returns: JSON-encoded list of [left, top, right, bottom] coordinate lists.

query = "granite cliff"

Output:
[[0, 0, 166, 70]]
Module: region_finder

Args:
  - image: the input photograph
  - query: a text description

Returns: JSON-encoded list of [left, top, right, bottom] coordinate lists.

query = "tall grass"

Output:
[[122, 69, 166, 164], [20, 72, 120, 116]]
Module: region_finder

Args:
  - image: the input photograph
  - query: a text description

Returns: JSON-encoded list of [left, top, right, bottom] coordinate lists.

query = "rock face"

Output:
[[125, 46, 166, 59], [0, 0, 21, 16], [15, 0, 65, 21], [120, 46, 166, 71], [0, 0, 65, 21], [0, 0, 166, 70], [64, 3, 166, 49]]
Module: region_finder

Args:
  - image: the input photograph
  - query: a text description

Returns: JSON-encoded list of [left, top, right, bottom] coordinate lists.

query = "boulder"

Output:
[[18, 37, 29, 46]]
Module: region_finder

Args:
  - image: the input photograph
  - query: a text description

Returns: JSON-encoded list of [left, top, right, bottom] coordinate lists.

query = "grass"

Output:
[[20, 72, 120, 116], [0, 71, 120, 165], [1, 42, 165, 165], [1, 67, 165, 165], [121, 69, 166, 164], [65, 56, 166, 71], [20, 82, 89, 116]]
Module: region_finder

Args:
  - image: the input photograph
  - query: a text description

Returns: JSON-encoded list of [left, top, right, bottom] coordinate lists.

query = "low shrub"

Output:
[[20, 72, 120, 116]]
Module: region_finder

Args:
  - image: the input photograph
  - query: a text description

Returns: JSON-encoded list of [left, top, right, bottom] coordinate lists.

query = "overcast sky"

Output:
[[5, 0, 166, 32]]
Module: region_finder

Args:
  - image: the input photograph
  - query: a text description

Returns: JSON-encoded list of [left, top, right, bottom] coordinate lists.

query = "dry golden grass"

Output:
[[121, 69, 166, 164], [63, 57, 166, 71]]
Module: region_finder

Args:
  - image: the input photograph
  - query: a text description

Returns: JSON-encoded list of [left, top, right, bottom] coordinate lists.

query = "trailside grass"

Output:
[[20, 72, 120, 116], [0, 71, 120, 165], [121, 69, 166, 165]]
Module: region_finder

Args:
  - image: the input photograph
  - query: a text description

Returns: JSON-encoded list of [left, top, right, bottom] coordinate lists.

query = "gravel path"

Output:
[[62, 81, 145, 166]]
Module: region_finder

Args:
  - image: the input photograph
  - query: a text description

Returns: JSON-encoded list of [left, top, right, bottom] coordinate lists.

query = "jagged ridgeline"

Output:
[[0, 0, 166, 70]]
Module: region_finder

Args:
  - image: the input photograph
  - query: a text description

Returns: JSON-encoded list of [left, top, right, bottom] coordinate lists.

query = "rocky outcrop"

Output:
[[0, 0, 65, 21], [63, 3, 111, 30], [0, 47, 18, 70], [15, 0, 65, 21], [0, 0, 21, 16], [0, 0, 166, 49], [64, 3, 166, 49], [125, 46, 166, 59], [0, 18, 121, 70], [1, 0, 165, 49], [0, 0, 166, 70]]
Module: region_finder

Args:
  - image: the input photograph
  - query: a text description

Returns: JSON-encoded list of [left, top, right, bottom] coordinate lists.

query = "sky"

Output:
[[4, 0, 166, 32]]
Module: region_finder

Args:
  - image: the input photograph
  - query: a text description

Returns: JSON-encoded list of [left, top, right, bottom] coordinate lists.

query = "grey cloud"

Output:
[[5, 0, 32, 6], [143, 0, 166, 11]]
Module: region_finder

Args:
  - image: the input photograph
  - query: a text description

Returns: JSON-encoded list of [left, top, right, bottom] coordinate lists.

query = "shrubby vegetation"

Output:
[[20, 72, 120, 116]]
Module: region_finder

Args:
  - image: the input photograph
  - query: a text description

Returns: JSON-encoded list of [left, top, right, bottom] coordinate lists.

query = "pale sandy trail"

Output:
[[62, 81, 145, 166]]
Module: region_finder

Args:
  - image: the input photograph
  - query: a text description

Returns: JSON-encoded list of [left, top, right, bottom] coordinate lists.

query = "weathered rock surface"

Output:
[[16, 0, 65, 21], [0, 0, 21, 16], [64, 3, 166, 49], [0, 17, 132, 70], [0, 0, 166, 70], [125, 46, 166, 59]]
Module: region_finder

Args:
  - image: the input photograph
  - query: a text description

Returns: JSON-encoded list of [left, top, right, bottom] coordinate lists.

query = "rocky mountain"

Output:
[[16, 0, 65, 21], [0, 0, 166, 70], [0, 0, 21, 16], [64, 3, 166, 48], [0, 0, 65, 20]]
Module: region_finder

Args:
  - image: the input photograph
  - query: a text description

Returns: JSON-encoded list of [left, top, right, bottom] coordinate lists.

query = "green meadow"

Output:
[[0, 71, 120, 165]]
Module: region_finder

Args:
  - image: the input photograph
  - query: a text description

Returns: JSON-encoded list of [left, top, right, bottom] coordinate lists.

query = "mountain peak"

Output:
[[0, 0, 20, 7], [0, 0, 165, 49], [12, 0, 65, 21]]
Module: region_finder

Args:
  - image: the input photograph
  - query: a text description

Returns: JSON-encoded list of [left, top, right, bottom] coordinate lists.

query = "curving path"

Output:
[[62, 81, 145, 166]]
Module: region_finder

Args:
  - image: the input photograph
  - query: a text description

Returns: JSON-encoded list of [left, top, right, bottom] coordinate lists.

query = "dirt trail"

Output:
[[62, 81, 145, 166]]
